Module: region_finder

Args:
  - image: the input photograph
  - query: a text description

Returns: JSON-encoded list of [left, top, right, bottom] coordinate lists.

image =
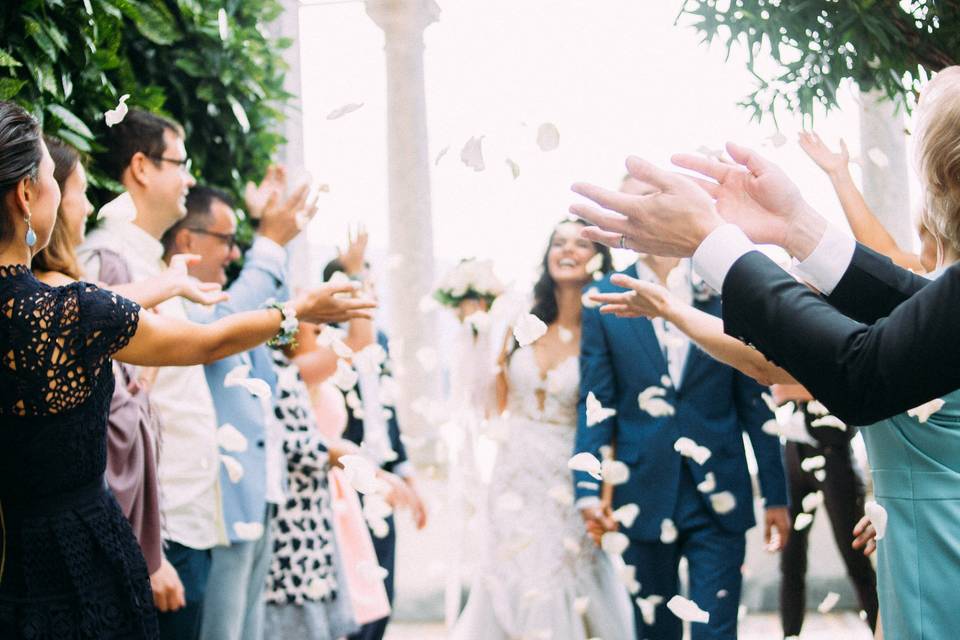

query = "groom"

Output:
[[574, 178, 790, 640]]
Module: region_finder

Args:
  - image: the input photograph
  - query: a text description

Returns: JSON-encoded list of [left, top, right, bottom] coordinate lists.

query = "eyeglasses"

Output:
[[186, 228, 237, 250], [149, 155, 193, 173]]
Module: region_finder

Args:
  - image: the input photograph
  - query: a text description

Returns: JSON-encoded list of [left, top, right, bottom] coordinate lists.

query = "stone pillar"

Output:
[[365, 0, 441, 434], [270, 0, 311, 290], [858, 89, 913, 247]]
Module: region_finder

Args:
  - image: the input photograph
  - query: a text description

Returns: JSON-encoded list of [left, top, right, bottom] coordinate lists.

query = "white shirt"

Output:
[[691, 223, 856, 295], [634, 259, 693, 389], [78, 194, 227, 550]]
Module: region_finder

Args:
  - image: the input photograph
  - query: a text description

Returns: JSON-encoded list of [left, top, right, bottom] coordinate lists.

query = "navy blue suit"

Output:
[[574, 265, 787, 640], [343, 332, 408, 640]]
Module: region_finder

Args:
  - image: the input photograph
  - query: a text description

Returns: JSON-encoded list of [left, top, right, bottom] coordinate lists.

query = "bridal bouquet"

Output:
[[432, 258, 504, 308]]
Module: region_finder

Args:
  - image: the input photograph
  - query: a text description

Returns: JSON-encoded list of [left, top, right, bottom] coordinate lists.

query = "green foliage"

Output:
[[678, 0, 960, 123], [0, 0, 291, 220]]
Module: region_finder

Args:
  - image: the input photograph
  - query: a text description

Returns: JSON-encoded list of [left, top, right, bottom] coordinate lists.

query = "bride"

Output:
[[452, 219, 635, 640]]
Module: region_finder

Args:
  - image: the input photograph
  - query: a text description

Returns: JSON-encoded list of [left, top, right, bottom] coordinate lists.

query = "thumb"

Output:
[[839, 138, 849, 156]]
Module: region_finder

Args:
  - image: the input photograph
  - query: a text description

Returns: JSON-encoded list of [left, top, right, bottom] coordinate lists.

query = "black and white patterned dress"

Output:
[[264, 350, 357, 638]]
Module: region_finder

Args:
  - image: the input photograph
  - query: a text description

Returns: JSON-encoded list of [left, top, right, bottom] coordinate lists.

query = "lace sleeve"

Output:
[[77, 282, 141, 362]]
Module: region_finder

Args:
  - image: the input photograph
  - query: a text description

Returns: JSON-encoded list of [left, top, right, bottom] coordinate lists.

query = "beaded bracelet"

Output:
[[264, 300, 299, 348]]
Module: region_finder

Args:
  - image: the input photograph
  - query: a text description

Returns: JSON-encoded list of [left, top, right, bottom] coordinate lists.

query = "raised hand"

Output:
[[244, 164, 287, 219], [162, 254, 230, 305], [256, 180, 311, 247], [580, 505, 617, 546], [671, 142, 823, 257], [292, 282, 377, 325], [589, 273, 675, 320], [337, 224, 369, 276], [571, 156, 724, 257], [798, 132, 850, 176]]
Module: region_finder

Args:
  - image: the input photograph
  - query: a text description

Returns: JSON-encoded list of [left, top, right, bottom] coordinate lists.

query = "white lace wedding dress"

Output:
[[452, 347, 635, 640]]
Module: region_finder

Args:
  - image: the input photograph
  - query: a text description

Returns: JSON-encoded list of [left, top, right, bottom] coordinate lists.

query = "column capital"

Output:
[[365, 0, 440, 36]]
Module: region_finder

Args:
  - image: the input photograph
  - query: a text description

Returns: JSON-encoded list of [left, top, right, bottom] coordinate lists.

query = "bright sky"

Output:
[[297, 0, 882, 293]]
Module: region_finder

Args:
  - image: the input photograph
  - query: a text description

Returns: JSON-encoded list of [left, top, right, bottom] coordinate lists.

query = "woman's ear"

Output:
[[12, 174, 33, 219]]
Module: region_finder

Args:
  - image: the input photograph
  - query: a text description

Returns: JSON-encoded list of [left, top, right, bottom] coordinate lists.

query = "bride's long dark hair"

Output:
[[529, 218, 613, 326]]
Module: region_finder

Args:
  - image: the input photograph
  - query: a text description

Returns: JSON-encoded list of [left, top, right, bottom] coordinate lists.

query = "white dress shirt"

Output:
[[634, 259, 694, 389], [691, 223, 857, 296], [78, 194, 227, 550]]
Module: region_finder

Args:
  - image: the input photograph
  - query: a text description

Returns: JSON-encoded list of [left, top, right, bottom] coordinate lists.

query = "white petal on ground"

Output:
[[673, 436, 711, 465], [585, 253, 604, 275], [864, 501, 888, 540], [586, 392, 617, 427], [661, 374, 672, 388], [907, 398, 946, 423], [559, 326, 574, 344], [660, 518, 678, 544], [567, 452, 602, 480], [434, 146, 449, 166], [601, 531, 630, 556], [636, 595, 664, 626], [496, 492, 524, 512], [547, 484, 573, 507], [331, 359, 359, 391], [639, 386, 676, 418], [574, 595, 590, 615], [232, 521, 264, 541], [601, 459, 630, 485], [216, 423, 248, 452], [326, 102, 364, 120], [613, 503, 640, 528], [104, 94, 130, 127], [802, 490, 824, 513], [536, 122, 560, 151], [710, 491, 737, 514], [460, 135, 486, 171], [341, 454, 380, 494], [697, 472, 716, 493], [581, 286, 601, 309], [513, 313, 548, 347], [807, 400, 830, 416], [506, 158, 520, 179], [817, 591, 841, 614], [800, 455, 826, 472], [666, 595, 710, 624], [867, 147, 890, 168], [811, 415, 847, 431], [220, 455, 244, 483], [794, 513, 814, 531], [357, 560, 389, 583]]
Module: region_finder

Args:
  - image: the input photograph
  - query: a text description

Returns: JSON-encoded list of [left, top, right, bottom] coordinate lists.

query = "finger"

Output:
[[285, 183, 309, 212], [197, 282, 223, 292], [625, 156, 682, 192], [323, 282, 362, 296], [670, 152, 733, 183], [571, 181, 637, 216], [682, 174, 720, 198], [577, 223, 630, 250], [154, 588, 168, 612], [261, 189, 279, 215], [173, 584, 186, 610], [839, 138, 849, 155], [852, 515, 868, 536], [725, 142, 773, 177], [865, 540, 876, 556], [590, 292, 633, 305], [764, 520, 772, 545], [609, 273, 641, 289], [598, 304, 641, 317]]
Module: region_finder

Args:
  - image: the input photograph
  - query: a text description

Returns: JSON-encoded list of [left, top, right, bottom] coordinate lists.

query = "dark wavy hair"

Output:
[[0, 101, 44, 246], [529, 218, 613, 326]]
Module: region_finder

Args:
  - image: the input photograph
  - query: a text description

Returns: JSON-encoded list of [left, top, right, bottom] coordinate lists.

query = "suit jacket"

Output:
[[574, 266, 787, 542], [186, 238, 287, 543], [721, 244, 957, 425], [341, 331, 409, 474]]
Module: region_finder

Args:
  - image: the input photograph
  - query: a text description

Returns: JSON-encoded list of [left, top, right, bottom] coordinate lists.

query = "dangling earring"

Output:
[[24, 213, 36, 249]]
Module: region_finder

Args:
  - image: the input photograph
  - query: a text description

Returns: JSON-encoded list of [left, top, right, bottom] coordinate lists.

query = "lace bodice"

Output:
[[0, 265, 156, 639], [505, 346, 579, 425]]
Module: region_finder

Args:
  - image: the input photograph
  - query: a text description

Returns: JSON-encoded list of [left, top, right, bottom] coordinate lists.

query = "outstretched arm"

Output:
[[798, 132, 923, 272]]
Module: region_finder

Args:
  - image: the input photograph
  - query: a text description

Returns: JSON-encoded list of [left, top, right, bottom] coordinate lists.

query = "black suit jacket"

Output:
[[722, 244, 960, 426]]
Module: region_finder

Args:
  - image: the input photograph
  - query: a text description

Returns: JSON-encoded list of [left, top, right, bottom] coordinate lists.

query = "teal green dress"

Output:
[[861, 386, 960, 639]]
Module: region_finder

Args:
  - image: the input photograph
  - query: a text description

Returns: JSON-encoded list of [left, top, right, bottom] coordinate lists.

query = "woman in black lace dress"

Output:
[[0, 102, 375, 640]]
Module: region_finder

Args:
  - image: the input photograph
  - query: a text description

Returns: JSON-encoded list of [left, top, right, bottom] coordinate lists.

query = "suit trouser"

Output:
[[348, 514, 396, 640], [625, 467, 746, 640], [200, 505, 273, 640], [779, 440, 878, 636], [158, 541, 212, 640]]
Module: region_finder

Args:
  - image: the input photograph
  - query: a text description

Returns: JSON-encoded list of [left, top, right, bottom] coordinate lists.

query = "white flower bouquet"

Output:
[[432, 258, 504, 309]]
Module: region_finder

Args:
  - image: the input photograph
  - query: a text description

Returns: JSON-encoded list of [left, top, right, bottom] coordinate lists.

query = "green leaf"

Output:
[[0, 78, 27, 100], [24, 16, 58, 61], [0, 49, 21, 68], [116, 0, 182, 45], [54, 128, 92, 153], [47, 104, 95, 139]]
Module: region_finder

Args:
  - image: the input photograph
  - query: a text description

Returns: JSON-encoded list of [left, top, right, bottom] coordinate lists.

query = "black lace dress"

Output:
[[0, 264, 158, 639]]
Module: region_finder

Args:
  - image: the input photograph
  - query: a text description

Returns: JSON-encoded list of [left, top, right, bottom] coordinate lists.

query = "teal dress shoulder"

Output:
[[862, 385, 960, 640]]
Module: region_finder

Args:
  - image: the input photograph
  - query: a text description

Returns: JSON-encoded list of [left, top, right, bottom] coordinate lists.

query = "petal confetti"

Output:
[[817, 592, 841, 614], [513, 313, 548, 347], [907, 398, 945, 423], [613, 503, 640, 528], [341, 454, 381, 495], [536, 122, 560, 151], [660, 518, 678, 544], [224, 364, 272, 399], [640, 386, 676, 418], [802, 491, 824, 513], [460, 135, 486, 171], [232, 521, 264, 541], [601, 459, 630, 485], [666, 595, 710, 624], [673, 437, 711, 465], [104, 94, 130, 127], [217, 423, 248, 453], [568, 452, 602, 480], [794, 513, 814, 531], [506, 158, 520, 179], [697, 472, 716, 493], [811, 415, 846, 431], [709, 491, 736, 514], [601, 531, 630, 556], [800, 455, 826, 472], [220, 454, 244, 483], [864, 501, 888, 540], [585, 391, 617, 427], [326, 102, 365, 120], [636, 594, 664, 626]]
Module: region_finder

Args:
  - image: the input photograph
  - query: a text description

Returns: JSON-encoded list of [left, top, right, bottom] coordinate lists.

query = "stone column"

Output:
[[365, 0, 441, 435], [270, 0, 311, 290], [858, 89, 913, 247]]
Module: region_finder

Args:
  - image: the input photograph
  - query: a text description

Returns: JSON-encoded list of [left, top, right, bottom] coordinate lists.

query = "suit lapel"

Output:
[[677, 295, 719, 389], [617, 264, 669, 376]]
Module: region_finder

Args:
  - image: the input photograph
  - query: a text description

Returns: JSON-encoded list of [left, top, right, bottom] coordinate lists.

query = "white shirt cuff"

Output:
[[250, 235, 287, 265], [574, 496, 601, 510], [691, 224, 756, 293], [790, 224, 856, 295]]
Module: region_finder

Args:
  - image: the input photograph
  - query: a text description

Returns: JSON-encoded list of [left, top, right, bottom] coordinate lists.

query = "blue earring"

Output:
[[24, 215, 36, 248]]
